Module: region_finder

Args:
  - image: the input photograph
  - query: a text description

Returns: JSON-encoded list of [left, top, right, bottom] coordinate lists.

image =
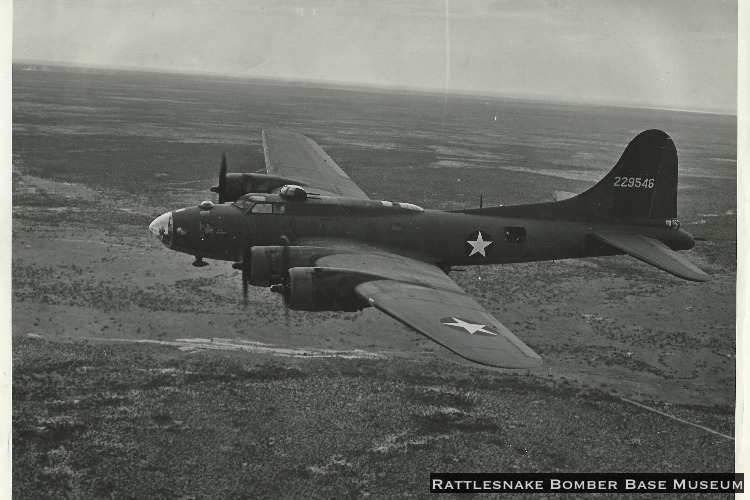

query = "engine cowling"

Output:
[[286, 267, 376, 312], [249, 246, 286, 286], [248, 246, 338, 287]]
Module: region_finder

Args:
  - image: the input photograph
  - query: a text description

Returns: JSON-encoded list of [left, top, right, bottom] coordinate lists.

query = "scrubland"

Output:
[[12, 65, 736, 498]]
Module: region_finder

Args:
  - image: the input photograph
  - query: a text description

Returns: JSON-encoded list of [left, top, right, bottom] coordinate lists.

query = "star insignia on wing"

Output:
[[466, 230, 493, 257], [441, 317, 498, 336]]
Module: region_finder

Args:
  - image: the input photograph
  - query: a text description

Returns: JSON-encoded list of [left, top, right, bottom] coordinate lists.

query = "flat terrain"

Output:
[[12, 65, 737, 498]]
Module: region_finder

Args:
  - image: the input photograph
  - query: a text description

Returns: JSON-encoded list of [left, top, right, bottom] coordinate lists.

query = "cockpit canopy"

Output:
[[232, 192, 423, 216], [233, 194, 287, 214]]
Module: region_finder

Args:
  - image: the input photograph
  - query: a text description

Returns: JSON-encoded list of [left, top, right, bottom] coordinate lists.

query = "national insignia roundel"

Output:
[[465, 230, 493, 258], [441, 317, 499, 337]]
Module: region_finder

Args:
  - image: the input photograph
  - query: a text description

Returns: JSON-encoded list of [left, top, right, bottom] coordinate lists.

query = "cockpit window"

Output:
[[234, 197, 254, 211], [233, 195, 287, 214], [251, 203, 273, 214]]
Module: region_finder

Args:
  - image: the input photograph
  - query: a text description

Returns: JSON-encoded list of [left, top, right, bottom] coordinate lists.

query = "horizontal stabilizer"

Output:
[[552, 191, 576, 201], [591, 231, 710, 282]]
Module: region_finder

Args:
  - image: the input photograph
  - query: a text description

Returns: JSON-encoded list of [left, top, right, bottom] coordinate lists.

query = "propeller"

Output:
[[210, 153, 228, 203], [233, 250, 251, 303], [242, 249, 250, 300], [279, 235, 291, 303], [279, 235, 292, 324], [269, 235, 292, 324]]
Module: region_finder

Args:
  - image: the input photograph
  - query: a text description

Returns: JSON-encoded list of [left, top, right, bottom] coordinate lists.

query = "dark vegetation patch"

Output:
[[13, 337, 734, 498], [414, 410, 502, 434], [13, 263, 234, 313], [398, 385, 477, 410], [13, 188, 89, 208], [13, 202, 152, 228], [13, 268, 192, 313], [335, 360, 382, 378], [182, 359, 308, 384]]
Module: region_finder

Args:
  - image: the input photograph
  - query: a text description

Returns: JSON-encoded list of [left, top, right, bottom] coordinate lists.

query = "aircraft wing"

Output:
[[262, 129, 370, 199], [591, 231, 711, 282], [312, 251, 542, 369]]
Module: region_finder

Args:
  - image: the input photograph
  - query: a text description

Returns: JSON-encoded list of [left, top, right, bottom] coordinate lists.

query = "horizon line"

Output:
[[12, 58, 738, 117]]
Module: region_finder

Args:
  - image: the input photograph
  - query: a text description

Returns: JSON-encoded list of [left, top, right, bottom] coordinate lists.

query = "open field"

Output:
[[13, 337, 733, 499], [12, 65, 736, 498]]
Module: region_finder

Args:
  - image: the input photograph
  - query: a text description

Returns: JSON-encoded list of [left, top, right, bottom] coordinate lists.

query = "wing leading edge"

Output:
[[310, 249, 542, 369], [262, 129, 370, 199]]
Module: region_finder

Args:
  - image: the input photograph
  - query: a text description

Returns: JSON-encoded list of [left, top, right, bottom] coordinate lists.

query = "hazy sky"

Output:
[[13, 0, 737, 113]]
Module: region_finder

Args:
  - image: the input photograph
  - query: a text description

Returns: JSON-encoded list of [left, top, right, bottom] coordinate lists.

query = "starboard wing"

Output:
[[355, 280, 542, 369], [591, 231, 711, 282], [311, 250, 542, 369], [262, 129, 370, 199]]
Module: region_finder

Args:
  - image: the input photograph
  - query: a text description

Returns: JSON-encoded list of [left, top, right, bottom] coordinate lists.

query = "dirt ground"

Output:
[[12, 66, 737, 498]]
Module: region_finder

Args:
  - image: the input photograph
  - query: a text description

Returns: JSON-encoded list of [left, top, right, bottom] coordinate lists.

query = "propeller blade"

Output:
[[242, 250, 250, 303], [234, 251, 251, 304], [268, 235, 293, 325], [219, 153, 227, 204], [280, 235, 291, 298], [210, 152, 228, 203]]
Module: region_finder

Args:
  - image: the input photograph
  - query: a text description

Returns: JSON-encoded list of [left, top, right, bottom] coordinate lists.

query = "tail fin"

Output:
[[575, 129, 677, 220], [459, 129, 679, 221]]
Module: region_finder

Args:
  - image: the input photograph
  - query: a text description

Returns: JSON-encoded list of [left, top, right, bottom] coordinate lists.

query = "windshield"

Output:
[[233, 194, 266, 211]]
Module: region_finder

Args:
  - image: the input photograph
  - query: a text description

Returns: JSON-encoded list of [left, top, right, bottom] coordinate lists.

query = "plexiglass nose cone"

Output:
[[149, 211, 172, 245]]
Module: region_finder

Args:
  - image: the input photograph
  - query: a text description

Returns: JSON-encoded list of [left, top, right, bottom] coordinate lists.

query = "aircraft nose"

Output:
[[149, 211, 173, 246]]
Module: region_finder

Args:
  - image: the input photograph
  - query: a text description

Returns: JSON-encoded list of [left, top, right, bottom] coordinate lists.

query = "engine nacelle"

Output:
[[286, 267, 376, 312], [248, 246, 339, 287], [249, 246, 286, 286], [222, 173, 301, 202]]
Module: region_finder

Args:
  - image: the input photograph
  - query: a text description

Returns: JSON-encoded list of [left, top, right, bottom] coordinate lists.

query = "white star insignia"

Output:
[[442, 317, 497, 336], [467, 231, 492, 257]]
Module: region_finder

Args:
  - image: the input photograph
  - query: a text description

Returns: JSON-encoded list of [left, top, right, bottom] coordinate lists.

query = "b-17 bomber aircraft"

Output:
[[149, 129, 709, 369]]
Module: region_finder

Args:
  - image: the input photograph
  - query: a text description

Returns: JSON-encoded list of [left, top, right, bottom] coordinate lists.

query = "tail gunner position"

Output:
[[149, 129, 708, 369]]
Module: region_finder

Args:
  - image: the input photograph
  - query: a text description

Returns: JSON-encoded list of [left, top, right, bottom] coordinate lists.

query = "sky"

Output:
[[12, 0, 738, 113]]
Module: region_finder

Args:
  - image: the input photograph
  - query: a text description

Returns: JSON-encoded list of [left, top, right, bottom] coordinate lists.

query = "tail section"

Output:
[[460, 129, 679, 222], [456, 129, 708, 281], [575, 129, 677, 220]]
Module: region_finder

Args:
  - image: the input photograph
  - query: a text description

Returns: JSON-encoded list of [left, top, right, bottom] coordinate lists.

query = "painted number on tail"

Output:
[[614, 177, 655, 188]]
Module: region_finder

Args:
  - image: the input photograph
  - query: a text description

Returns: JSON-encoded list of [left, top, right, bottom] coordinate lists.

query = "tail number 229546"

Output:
[[614, 177, 655, 188]]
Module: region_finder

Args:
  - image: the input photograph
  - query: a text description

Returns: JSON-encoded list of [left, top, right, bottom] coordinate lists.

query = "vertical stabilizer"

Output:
[[457, 129, 680, 222], [575, 129, 678, 220]]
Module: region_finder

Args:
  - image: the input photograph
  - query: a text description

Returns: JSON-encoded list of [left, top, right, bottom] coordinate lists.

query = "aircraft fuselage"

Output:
[[147, 129, 709, 368], [159, 194, 694, 269]]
